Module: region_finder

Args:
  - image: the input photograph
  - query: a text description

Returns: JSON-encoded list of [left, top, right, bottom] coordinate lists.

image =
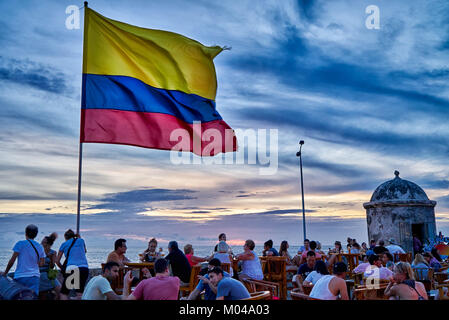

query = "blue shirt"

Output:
[[12, 240, 45, 278], [59, 238, 88, 268], [216, 277, 250, 300], [267, 248, 279, 256], [196, 271, 230, 300]]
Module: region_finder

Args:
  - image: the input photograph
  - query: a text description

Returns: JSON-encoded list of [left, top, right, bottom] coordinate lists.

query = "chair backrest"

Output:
[[221, 263, 231, 274], [413, 267, 433, 281], [187, 265, 202, 291], [291, 291, 321, 300], [394, 253, 412, 263], [243, 279, 279, 298], [241, 291, 271, 300]]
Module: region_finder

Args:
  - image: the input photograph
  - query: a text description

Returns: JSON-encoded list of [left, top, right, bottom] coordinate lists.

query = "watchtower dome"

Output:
[[363, 171, 437, 253]]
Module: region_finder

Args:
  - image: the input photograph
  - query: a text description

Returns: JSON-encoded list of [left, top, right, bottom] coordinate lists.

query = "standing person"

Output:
[[208, 267, 250, 300], [1, 225, 45, 297], [165, 241, 191, 285], [213, 233, 233, 255], [140, 238, 162, 262], [107, 239, 130, 267], [39, 232, 61, 299], [413, 234, 423, 254], [262, 239, 279, 256], [235, 239, 263, 281], [56, 229, 89, 300], [309, 262, 349, 300], [126, 258, 180, 300], [384, 262, 428, 300], [82, 262, 133, 300], [184, 244, 207, 267]]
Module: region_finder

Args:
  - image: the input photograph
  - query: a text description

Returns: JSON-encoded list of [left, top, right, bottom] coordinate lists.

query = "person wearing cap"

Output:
[[386, 238, 406, 254], [309, 262, 349, 300]]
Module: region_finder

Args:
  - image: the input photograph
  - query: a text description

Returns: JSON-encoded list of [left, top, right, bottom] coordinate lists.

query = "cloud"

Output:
[[0, 56, 71, 94]]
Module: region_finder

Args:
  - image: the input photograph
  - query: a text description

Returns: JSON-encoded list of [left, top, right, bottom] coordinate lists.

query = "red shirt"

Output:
[[185, 253, 195, 267], [301, 250, 322, 259], [132, 275, 180, 300]]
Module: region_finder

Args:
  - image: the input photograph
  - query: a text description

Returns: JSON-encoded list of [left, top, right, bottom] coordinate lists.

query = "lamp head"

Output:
[[299, 140, 304, 145]]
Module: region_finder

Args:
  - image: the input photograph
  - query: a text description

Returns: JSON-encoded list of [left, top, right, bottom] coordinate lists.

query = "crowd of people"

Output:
[[1, 224, 448, 300]]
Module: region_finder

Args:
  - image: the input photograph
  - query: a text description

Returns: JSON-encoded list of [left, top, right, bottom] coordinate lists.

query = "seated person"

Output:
[[373, 240, 388, 255], [140, 238, 162, 262], [82, 262, 132, 300], [384, 262, 428, 300], [309, 262, 349, 300], [382, 252, 395, 271], [423, 252, 442, 271], [294, 251, 316, 292], [295, 251, 338, 292], [299, 241, 322, 265], [303, 260, 329, 286], [235, 239, 264, 281], [107, 239, 130, 267], [184, 244, 207, 267], [165, 241, 191, 285], [212, 241, 234, 276], [412, 253, 432, 280], [364, 254, 394, 281], [262, 239, 279, 256], [208, 267, 250, 300], [186, 258, 231, 300], [126, 258, 180, 300]]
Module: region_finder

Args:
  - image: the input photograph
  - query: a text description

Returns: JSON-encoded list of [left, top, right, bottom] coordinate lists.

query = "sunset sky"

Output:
[[1, 0, 448, 251]]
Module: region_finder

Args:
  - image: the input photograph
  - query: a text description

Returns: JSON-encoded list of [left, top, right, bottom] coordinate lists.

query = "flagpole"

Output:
[[76, 1, 88, 236]]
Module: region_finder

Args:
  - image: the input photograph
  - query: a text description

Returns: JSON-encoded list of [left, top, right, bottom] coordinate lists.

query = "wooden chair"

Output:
[[434, 272, 449, 284], [394, 253, 412, 263], [220, 263, 231, 274], [340, 254, 360, 273], [259, 256, 288, 299], [435, 283, 449, 300], [291, 291, 321, 300], [243, 279, 279, 299], [241, 291, 271, 300], [179, 265, 202, 297], [413, 268, 434, 291]]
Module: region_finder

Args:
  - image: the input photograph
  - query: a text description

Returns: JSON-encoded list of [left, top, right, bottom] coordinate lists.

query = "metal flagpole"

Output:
[[76, 2, 89, 236]]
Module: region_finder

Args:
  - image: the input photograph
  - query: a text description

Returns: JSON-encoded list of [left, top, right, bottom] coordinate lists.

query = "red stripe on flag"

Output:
[[80, 109, 237, 156]]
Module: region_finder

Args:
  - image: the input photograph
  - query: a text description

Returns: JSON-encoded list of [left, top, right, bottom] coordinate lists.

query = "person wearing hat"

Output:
[[386, 238, 406, 254]]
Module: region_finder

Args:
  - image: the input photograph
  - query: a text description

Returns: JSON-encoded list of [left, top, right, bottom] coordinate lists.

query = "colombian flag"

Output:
[[80, 8, 236, 156]]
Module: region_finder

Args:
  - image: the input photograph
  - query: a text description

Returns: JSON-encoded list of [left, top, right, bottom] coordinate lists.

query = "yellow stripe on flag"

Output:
[[83, 8, 223, 100]]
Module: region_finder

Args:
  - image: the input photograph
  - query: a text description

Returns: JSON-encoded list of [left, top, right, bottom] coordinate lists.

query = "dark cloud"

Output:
[[0, 56, 70, 94], [85, 188, 197, 213]]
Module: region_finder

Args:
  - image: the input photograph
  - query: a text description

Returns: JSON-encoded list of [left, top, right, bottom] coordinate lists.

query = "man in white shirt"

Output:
[[386, 238, 405, 254], [82, 262, 132, 300], [1, 225, 45, 297]]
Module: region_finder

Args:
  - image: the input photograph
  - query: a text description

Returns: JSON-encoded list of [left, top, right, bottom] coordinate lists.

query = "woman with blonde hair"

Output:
[[384, 262, 428, 300], [412, 254, 429, 268], [184, 244, 207, 267]]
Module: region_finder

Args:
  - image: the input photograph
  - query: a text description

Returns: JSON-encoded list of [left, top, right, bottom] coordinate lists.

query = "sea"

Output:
[[0, 244, 334, 270]]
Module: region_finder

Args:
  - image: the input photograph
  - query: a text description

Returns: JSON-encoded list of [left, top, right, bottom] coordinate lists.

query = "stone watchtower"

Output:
[[363, 171, 437, 253]]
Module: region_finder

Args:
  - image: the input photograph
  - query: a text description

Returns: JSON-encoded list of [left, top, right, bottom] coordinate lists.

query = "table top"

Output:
[[124, 262, 154, 267]]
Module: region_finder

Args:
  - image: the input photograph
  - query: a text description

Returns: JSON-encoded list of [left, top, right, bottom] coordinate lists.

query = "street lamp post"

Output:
[[296, 140, 306, 241]]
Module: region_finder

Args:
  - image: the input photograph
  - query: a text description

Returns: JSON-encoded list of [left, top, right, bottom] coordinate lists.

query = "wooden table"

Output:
[[124, 262, 154, 279]]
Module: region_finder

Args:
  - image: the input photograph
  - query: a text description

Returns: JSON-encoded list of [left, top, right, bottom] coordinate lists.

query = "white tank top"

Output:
[[309, 275, 337, 300], [242, 250, 263, 280]]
